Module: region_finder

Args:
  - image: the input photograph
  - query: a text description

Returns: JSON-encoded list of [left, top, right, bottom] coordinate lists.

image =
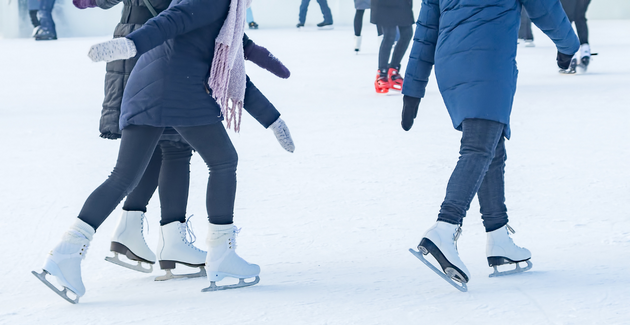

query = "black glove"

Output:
[[556, 51, 574, 70], [401, 95, 421, 131]]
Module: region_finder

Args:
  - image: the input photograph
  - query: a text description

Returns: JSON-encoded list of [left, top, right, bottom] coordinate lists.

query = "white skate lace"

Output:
[[453, 226, 462, 251], [181, 215, 204, 252]]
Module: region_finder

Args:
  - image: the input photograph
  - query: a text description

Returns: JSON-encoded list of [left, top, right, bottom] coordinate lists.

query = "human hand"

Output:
[[401, 95, 421, 131], [73, 0, 97, 9], [244, 42, 290, 79], [269, 118, 295, 152], [88, 38, 137, 62]]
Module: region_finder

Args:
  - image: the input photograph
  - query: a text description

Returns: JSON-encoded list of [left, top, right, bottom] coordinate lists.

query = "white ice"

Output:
[[1, 21, 629, 324]]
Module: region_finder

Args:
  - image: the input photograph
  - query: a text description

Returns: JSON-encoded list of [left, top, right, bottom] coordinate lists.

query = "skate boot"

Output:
[[32, 219, 94, 304], [155, 218, 207, 281], [409, 221, 470, 292], [487, 224, 532, 277], [578, 43, 591, 72], [105, 210, 155, 273], [34, 27, 57, 41], [354, 36, 362, 53], [387, 67, 403, 91], [296, 22, 304, 28], [202, 224, 260, 292], [248, 21, 259, 29], [524, 39, 535, 47], [374, 70, 389, 94], [317, 21, 333, 30]]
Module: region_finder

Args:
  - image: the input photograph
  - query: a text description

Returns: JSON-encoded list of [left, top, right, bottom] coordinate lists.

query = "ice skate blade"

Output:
[[31, 270, 80, 304], [201, 276, 260, 292], [105, 252, 153, 273], [489, 260, 533, 277], [409, 249, 467, 292], [155, 267, 207, 281]]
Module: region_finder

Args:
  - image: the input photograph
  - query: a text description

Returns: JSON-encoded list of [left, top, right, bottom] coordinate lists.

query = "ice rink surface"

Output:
[[1, 20, 629, 325]]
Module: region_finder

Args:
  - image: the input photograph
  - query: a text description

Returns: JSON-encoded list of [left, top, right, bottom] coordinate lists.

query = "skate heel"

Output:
[[419, 238, 469, 283], [159, 260, 176, 270], [105, 242, 154, 273]]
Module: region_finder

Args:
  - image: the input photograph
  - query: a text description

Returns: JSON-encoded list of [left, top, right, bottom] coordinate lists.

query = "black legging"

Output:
[[78, 123, 237, 230], [122, 141, 193, 226], [560, 0, 591, 44], [378, 25, 413, 74]]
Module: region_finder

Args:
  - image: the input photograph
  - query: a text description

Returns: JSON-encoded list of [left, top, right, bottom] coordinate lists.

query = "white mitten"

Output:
[[88, 38, 137, 63], [269, 118, 295, 153]]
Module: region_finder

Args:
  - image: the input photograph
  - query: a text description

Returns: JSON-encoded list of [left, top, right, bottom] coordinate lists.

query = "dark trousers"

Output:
[[518, 6, 533, 40], [122, 141, 193, 226], [560, 0, 591, 44], [78, 123, 238, 230], [378, 25, 413, 74], [437, 119, 509, 232]]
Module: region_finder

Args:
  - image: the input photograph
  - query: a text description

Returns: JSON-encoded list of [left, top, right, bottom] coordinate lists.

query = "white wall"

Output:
[[2, 0, 629, 39]]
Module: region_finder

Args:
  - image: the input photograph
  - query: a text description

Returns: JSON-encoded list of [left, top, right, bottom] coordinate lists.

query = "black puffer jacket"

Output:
[[96, 0, 171, 139], [370, 0, 414, 27]]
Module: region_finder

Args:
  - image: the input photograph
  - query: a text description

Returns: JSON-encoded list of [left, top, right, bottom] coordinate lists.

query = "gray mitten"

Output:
[[269, 118, 295, 153], [88, 38, 137, 62]]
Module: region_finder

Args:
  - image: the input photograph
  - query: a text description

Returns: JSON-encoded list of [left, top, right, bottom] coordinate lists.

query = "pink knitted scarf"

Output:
[[208, 0, 251, 132]]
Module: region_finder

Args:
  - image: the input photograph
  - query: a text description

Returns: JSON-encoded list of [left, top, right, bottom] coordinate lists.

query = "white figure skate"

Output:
[[155, 218, 207, 281], [409, 221, 470, 292], [32, 219, 94, 304], [105, 210, 155, 273], [354, 35, 362, 53], [487, 224, 532, 277], [577, 43, 591, 72], [202, 224, 260, 292]]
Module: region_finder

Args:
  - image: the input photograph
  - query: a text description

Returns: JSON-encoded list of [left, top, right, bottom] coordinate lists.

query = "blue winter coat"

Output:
[[402, 0, 579, 138], [120, 0, 279, 130]]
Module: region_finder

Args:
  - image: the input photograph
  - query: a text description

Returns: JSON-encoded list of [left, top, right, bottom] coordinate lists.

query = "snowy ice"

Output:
[[1, 20, 629, 324]]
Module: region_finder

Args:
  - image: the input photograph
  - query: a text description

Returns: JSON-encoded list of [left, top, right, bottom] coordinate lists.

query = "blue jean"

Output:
[[246, 7, 254, 23], [37, 0, 56, 36], [299, 0, 333, 24], [437, 119, 509, 232]]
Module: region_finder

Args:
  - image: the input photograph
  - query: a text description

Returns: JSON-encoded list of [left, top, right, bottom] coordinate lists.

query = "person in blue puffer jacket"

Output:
[[32, 0, 288, 303], [402, 0, 579, 290]]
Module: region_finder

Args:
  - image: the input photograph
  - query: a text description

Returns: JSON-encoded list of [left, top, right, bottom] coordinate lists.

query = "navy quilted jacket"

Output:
[[402, 0, 579, 138], [120, 0, 279, 130]]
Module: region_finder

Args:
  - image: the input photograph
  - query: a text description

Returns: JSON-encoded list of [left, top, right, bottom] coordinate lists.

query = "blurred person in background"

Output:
[[34, 0, 57, 40], [518, 6, 534, 47], [371, 0, 413, 94], [560, 0, 592, 71], [297, 0, 333, 29], [353, 0, 382, 53]]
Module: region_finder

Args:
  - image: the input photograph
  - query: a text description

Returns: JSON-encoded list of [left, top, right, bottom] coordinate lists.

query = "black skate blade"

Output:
[[489, 259, 533, 277], [31, 270, 80, 304], [201, 276, 260, 292], [105, 252, 153, 273], [409, 249, 467, 292], [155, 267, 207, 281]]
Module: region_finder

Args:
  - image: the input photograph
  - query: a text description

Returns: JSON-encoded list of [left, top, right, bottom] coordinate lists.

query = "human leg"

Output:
[[519, 6, 534, 44], [174, 123, 259, 290], [106, 145, 162, 272], [298, 0, 310, 25], [437, 119, 505, 226], [477, 136, 508, 232], [35, 125, 164, 302], [35, 0, 57, 40], [415, 119, 505, 287], [354, 9, 364, 36], [574, 0, 591, 45], [78, 125, 165, 230], [378, 26, 397, 74], [387, 25, 412, 90], [316, 0, 333, 24]]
